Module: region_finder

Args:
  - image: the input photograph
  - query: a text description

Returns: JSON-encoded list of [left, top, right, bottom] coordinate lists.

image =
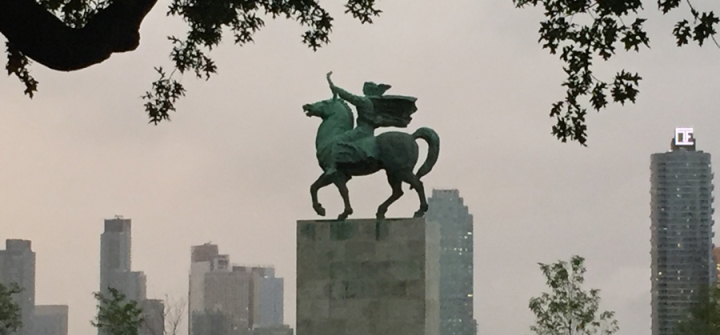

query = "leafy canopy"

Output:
[[5, 0, 719, 144], [6, 0, 382, 123], [0, 283, 22, 335], [91, 287, 144, 335], [675, 284, 720, 335], [529, 255, 619, 335], [514, 0, 719, 145]]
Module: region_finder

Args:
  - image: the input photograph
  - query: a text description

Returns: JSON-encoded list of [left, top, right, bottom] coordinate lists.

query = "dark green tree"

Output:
[[0, 283, 22, 335], [0, 0, 381, 122], [91, 288, 144, 335], [514, 0, 718, 145], [675, 284, 720, 335], [529, 255, 619, 335]]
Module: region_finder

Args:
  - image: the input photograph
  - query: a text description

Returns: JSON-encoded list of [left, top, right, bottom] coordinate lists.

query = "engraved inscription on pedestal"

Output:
[[296, 218, 439, 335]]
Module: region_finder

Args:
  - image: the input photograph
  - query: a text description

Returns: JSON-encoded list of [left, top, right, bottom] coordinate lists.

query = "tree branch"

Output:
[[0, 0, 158, 71]]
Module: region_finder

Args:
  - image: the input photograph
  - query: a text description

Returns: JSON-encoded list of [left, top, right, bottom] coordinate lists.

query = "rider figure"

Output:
[[324, 72, 391, 178]]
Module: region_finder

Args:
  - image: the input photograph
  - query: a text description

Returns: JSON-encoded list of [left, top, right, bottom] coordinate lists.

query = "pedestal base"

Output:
[[296, 218, 439, 335]]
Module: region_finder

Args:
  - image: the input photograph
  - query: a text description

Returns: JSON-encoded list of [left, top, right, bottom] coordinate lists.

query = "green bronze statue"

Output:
[[302, 72, 440, 220]]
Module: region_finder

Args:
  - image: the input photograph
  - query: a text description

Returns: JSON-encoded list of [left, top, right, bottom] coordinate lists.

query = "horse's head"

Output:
[[304, 98, 354, 144], [302, 98, 350, 120]]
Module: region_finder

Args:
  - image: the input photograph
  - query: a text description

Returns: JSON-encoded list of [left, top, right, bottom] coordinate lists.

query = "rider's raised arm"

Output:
[[330, 85, 366, 106]]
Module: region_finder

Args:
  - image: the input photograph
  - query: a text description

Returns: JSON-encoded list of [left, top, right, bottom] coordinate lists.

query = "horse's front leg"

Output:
[[332, 173, 353, 220], [310, 174, 332, 216]]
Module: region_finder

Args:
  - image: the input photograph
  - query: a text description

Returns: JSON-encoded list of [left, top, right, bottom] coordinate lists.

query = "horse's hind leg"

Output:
[[376, 173, 403, 219], [310, 173, 332, 216], [332, 173, 354, 220], [399, 170, 428, 218]]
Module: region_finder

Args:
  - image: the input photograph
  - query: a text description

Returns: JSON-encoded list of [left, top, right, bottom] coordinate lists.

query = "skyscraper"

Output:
[[203, 267, 253, 333], [100, 217, 131, 279], [651, 128, 715, 335], [0, 239, 36, 335], [426, 189, 476, 335], [99, 215, 163, 335], [189, 244, 285, 335], [713, 247, 720, 282], [100, 216, 147, 300], [254, 267, 283, 328], [139, 299, 165, 335], [189, 243, 221, 335], [189, 243, 220, 319], [34, 305, 69, 335]]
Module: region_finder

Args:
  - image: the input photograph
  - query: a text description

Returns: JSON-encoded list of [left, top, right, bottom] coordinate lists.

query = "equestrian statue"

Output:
[[302, 72, 440, 220]]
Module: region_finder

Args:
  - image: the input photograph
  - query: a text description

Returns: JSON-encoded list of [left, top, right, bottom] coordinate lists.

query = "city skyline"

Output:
[[0, 235, 292, 335], [5, 171, 717, 335]]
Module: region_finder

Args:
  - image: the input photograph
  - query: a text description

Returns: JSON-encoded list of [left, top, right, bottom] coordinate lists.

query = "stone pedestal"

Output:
[[296, 218, 439, 335]]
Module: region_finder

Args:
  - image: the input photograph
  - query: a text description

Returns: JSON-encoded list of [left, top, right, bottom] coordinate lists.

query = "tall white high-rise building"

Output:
[[651, 128, 715, 335], [0, 239, 36, 335]]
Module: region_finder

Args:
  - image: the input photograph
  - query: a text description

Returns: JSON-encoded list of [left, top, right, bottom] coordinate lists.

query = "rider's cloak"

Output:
[[368, 95, 418, 128]]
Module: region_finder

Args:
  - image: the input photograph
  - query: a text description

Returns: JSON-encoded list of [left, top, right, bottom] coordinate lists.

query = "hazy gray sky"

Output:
[[1, 1, 720, 335]]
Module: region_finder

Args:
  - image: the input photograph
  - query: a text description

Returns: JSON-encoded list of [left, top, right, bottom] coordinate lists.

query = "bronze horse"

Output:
[[303, 97, 440, 220]]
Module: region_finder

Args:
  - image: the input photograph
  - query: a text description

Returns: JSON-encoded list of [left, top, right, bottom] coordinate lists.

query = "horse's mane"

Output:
[[332, 98, 351, 113], [327, 98, 354, 128]]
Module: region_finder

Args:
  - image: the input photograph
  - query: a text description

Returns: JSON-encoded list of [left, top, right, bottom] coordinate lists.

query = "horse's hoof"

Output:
[[376, 213, 385, 220], [314, 204, 326, 216], [337, 209, 353, 221], [413, 210, 425, 218]]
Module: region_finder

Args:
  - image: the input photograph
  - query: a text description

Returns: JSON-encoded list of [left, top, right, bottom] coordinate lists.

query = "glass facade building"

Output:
[[650, 129, 715, 335], [426, 189, 476, 335]]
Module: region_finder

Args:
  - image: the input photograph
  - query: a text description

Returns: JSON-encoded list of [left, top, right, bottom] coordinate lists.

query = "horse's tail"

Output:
[[412, 127, 440, 180]]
